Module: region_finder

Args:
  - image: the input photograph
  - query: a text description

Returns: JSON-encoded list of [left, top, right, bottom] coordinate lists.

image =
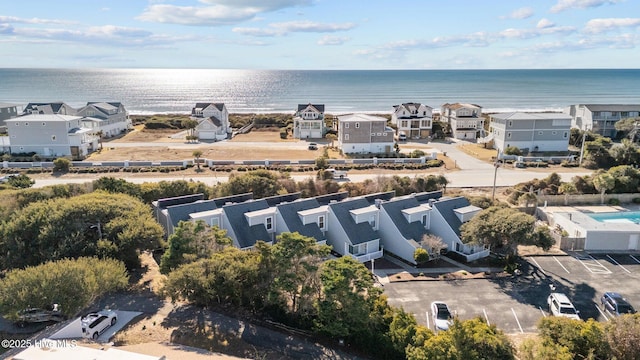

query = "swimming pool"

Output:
[[588, 211, 640, 224]]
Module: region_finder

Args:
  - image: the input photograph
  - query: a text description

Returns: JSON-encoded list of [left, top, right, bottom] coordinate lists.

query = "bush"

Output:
[[504, 146, 523, 156], [414, 248, 430, 264], [53, 158, 71, 172], [280, 128, 288, 139], [608, 198, 620, 205]]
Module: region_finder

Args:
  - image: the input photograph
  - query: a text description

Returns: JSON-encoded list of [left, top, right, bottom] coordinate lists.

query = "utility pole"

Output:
[[579, 125, 590, 167], [492, 149, 501, 202]]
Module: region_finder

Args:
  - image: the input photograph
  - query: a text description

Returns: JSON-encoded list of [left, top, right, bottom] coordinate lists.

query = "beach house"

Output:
[[5, 114, 98, 159], [190, 102, 231, 141], [293, 103, 325, 139], [440, 103, 484, 140], [76, 102, 131, 138], [391, 102, 433, 140], [337, 113, 395, 154], [0, 103, 20, 133], [564, 104, 640, 138], [488, 112, 571, 153], [22, 102, 76, 116]]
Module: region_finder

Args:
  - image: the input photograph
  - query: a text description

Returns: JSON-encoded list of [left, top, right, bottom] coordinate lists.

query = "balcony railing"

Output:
[[349, 249, 383, 263]]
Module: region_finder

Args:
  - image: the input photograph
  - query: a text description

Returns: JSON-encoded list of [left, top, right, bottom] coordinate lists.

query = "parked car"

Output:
[[325, 168, 347, 179], [601, 292, 636, 316], [431, 301, 453, 331], [15, 304, 64, 327], [0, 174, 19, 184], [81, 309, 117, 340], [548, 293, 580, 320], [308, 142, 318, 150]]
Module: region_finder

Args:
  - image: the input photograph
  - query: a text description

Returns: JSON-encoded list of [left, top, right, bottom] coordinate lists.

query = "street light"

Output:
[[492, 150, 502, 202]]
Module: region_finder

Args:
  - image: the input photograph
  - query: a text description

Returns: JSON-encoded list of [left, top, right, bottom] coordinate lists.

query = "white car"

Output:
[[81, 309, 117, 340], [548, 293, 580, 320], [431, 301, 453, 331]]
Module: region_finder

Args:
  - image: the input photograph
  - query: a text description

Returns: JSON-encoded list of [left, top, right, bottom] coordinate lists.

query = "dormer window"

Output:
[[318, 215, 325, 230], [265, 217, 273, 231]]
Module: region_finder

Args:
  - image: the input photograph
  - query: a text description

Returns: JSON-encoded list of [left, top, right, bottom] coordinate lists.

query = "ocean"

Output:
[[1, 68, 639, 115]]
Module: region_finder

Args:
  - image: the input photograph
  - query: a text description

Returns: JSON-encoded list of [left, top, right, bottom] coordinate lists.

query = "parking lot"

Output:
[[383, 252, 640, 334]]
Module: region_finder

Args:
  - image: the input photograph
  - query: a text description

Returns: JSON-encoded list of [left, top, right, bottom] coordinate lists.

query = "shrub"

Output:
[[53, 158, 71, 172], [608, 198, 620, 206], [279, 128, 288, 139]]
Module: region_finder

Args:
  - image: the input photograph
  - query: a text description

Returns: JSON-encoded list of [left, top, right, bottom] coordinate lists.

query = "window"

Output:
[[508, 120, 513, 127], [369, 215, 376, 229], [593, 112, 601, 117], [612, 112, 618, 117], [552, 131, 557, 135], [422, 214, 428, 225], [507, 132, 511, 138], [622, 112, 629, 117], [42, 122, 46, 126], [318, 215, 325, 230], [355, 122, 360, 129], [383, 132, 387, 136], [377, 133, 382, 136], [25, 122, 29, 126], [51, 135, 57, 141], [345, 134, 350, 141], [15, 122, 18, 126], [265, 217, 273, 231], [563, 131, 568, 138], [401, 120, 408, 128], [345, 123, 349, 129], [538, 131, 543, 135], [371, 133, 376, 136], [211, 218, 219, 227]]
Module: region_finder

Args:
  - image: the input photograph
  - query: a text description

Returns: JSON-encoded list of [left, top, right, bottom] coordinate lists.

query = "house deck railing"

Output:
[[350, 250, 383, 263]]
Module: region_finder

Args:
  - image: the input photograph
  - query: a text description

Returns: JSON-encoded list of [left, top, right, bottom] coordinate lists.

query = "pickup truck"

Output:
[[325, 168, 348, 179]]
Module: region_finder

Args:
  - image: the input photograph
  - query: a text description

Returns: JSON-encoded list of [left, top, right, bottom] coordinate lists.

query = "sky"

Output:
[[0, 0, 639, 69]]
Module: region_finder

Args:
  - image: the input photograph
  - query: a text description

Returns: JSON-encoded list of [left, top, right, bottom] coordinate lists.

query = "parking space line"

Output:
[[595, 305, 609, 321], [539, 306, 546, 317], [483, 308, 490, 326], [511, 308, 523, 333], [607, 255, 631, 274], [553, 256, 570, 273], [425, 311, 430, 330], [630, 255, 640, 264], [530, 257, 546, 275], [574, 254, 612, 274]]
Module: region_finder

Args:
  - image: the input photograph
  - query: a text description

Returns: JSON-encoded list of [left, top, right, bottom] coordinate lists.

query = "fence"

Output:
[[3, 156, 438, 170], [537, 193, 640, 206]]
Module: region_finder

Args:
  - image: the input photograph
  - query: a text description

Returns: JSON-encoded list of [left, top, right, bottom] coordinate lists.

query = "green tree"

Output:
[[261, 232, 330, 315], [460, 207, 554, 255], [519, 338, 572, 360], [610, 139, 640, 166], [53, 157, 71, 172], [605, 313, 640, 360], [536, 316, 609, 360], [407, 318, 514, 360], [181, 118, 199, 139], [160, 220, 231, 274], [192, 150, 204, 170], [216, 170, 284, 198], [314, 256, 382, 341], [92, 177, 141, 198], [0, 191, 164, 269], [0, 257, 128, 320], [614, 117, 639, 139], [584, 136, 614, 168], [162, 247, 262, 308], [558, 182, 578, 206], [593, 171, 615, 204]]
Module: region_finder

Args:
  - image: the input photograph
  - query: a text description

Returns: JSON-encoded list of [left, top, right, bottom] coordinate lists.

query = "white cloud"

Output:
[[317, 35, 350, 45], [502, 7, 534, 20], [0, 15, 74, 25], [583, 18, 640, 33], [137, 4, 258, 26], [550, 0, 623, 13], [138, 0, 314, 26], [234, 20, 355, 37], [537, 19, 555, 29]]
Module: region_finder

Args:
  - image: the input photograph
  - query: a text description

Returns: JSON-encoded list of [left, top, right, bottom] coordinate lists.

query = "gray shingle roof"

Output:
[[329, 196, 384, 245], [212, 193, 253, 207], [262, 193, 301, 207], [154, 194, 205, 210], [165, 199, 219, 231], [314, 191, 349, 205], [276, 198, 325, 242], [582, 104, 640, 112], [223, 200, 272, 249], [431, 197, 471, 236], [380, 196, 428, 242]]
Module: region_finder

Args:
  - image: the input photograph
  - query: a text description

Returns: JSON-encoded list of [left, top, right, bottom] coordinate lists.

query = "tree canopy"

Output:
[[0, 191, 164, 269], [0, 257, 128, 320], [460, 206, 554, 255]]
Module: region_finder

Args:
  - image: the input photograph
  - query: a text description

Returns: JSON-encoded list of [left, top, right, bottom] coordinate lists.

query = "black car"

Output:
[[601, 292, 636, 316]]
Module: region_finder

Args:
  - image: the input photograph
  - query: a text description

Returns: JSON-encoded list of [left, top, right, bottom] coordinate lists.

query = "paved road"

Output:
[[30, 138, 592, 188]]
